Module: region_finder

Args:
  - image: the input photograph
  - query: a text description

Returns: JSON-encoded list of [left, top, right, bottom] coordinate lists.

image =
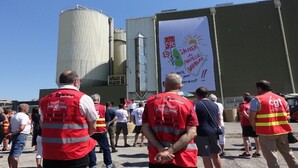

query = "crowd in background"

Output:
[[0, 72, 297, 168]]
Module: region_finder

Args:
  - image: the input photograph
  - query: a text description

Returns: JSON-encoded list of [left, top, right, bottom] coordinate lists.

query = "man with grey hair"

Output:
[[142, 73, 198, 167], [5, 103, 31, 168], [89, 93, 113, 168]]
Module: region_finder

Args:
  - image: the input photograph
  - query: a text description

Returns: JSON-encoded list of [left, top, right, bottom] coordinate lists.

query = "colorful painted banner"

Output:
[[158, 16, 215, 92]]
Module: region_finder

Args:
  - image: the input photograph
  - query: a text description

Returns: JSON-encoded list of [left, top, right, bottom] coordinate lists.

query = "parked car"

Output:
[[284, 93, 298, 122]]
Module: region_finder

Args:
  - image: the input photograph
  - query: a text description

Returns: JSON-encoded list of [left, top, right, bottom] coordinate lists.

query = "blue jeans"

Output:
[[89, 133, 112, 167], [9, 133, 27, 157]]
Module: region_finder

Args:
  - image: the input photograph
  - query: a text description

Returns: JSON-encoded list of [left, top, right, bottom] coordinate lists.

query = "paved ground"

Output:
[[1, 122, 298, 168]]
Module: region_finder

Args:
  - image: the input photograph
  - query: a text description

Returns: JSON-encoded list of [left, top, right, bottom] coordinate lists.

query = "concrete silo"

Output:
[[56, 5, 112, 87], [113, 29, 126, 75]]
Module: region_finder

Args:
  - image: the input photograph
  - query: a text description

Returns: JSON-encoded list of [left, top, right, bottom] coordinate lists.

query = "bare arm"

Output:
[[142, 123, 165, 152], [5, 124, 25, 139], [249, 112, 257, 131], [88, 120, 96, 135], [164, 126, 197, 154], [155, 126, 197, 163]]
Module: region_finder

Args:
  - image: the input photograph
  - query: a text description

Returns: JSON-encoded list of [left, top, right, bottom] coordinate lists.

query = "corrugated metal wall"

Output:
[[156, 0, 298, 99]]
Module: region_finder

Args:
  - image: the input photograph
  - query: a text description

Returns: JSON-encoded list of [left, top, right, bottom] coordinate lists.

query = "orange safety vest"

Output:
[[3, 114, 10, 133], [94, 104, 107, 133], [255, 92, 292, 135], [145, 93, 198, 167], [40, 89, 96, 160]]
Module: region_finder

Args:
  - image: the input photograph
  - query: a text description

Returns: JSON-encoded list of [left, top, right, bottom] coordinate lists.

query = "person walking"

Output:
[[88, 93, 113, 168], [195, 87, 222, 168], [142, 73, 198, 168], [249, 80, 298, 168], [115, 104, 130, 147], [209, 94, 226, 157], [238, 93, 261, 158], [39, 70, 98, 168], [105, 102, 118, 153], [5, 103, 31, 168], [131, 101, 145, 147]]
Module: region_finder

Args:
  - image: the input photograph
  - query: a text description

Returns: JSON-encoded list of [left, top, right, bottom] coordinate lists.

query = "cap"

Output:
[[208, 94, 217, 102]]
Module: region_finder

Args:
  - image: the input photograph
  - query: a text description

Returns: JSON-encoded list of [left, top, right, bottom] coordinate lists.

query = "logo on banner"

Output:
[[162, 34, 207, 76]]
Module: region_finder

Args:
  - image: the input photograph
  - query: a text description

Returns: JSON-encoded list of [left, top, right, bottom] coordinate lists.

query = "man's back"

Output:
[[195, 99, 219, 136], [143, 92, 197, 143]]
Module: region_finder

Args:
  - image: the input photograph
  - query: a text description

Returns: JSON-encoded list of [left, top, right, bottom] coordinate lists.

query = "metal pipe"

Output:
[[210, 7, 225, 106], [108, 17, 114, 76], [274, 0, 296, 93]]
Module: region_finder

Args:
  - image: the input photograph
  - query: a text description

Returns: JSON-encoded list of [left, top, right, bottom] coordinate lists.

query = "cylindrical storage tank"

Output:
[[56, 5, 110, 87], [113, 29, 126, 75]]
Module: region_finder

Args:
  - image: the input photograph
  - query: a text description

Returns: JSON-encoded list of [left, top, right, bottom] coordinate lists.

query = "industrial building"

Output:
[[40, 0, 298, 108]]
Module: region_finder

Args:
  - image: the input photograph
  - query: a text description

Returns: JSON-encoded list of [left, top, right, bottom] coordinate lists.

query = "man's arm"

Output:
[[87, 120, 96, 135], [155, 126, 197, 163], [142, 123, 165, 152], [168, 126, 196, 154], [5, 124, 25, 139], [80, 95, 98, 135], [249, 98, 260, 131], [249, 112, 257, 131]]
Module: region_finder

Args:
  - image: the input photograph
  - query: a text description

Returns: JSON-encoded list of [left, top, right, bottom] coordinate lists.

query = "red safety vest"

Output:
[[239, 102, 251, 126], [255, 92, 292, 135], [145, 92, 198, 167], [94, 104, 107, 133], [40, 89, 96, 160]]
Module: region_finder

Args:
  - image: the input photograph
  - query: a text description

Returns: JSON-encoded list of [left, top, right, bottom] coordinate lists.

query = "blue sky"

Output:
[[0, 0, 259, 101]]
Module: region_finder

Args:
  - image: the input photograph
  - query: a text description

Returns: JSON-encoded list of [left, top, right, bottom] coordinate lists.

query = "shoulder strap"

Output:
[[200, 101, 220, 129]]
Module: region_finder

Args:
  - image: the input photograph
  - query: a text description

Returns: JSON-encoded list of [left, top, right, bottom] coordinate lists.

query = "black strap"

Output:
[[199, 101, 221, 130]]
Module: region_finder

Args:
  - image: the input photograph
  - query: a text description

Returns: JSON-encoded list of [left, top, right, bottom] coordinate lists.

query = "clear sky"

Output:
[[0, 0, 260, 101]]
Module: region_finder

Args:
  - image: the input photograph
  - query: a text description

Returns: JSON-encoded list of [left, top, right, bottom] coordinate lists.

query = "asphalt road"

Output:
[[1, 122, 298, 168]]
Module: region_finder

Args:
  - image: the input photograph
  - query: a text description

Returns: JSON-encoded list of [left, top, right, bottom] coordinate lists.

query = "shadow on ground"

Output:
[[122, 161, 148, 167], [118, 153, 148, 158]]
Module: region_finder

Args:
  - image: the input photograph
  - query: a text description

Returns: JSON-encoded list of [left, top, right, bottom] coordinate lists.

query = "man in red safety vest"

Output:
[[142, 73, 198, 168], [40, 70, 98, 168], [249, 80, 298, 168], [88, 93, 113, 168]]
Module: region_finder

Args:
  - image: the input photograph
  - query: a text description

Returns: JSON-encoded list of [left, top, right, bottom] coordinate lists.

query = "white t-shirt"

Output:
[[10, 112, 31, 134], [129, 102, 137, 110], [131, 107, 144, 126], [115, 108, 128, 123], [215, 102, 225, 127]]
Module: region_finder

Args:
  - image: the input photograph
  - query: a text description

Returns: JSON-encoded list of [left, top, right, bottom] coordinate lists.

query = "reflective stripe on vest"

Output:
[[255, 92, 292, 135], [256, 112, 287, 118], [3, 122, 9, 133], [152, 126, 186, 135], [42, 135, 90, 144], [42, 123, 88, 129], [256, 121, 289, 126]]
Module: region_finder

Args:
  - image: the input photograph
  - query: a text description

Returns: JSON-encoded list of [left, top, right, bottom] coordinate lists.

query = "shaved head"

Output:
[[164, 73, 183, 92]]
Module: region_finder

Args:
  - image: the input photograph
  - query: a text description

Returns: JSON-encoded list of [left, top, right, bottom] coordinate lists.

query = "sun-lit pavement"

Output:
[[1, 122, 298, 168]]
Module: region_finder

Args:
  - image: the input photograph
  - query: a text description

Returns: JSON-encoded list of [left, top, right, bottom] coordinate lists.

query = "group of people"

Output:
[[1, 70, 298, 168], [142, 73, 298, 168]]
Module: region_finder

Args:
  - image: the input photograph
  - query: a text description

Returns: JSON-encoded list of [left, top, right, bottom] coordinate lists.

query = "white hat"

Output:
[[208, 94, 217, 102]]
